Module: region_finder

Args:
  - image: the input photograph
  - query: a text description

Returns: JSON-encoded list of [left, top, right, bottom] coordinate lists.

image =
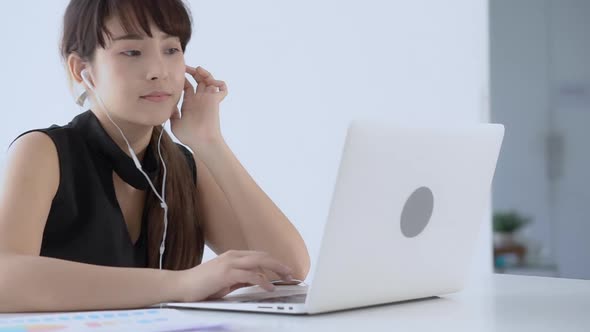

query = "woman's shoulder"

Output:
[[8, 130, 58, 160], [6, 130, 60, 202], [7, 121, 88, 194], [8, 122, 72, 162], [10, 119, 82, 152]]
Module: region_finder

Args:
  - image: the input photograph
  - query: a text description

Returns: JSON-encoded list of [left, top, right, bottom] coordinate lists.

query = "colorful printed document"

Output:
[[0, 308, 230, 332]]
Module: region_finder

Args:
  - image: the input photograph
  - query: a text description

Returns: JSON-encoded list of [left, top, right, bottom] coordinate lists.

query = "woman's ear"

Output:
[[67, 53, 86, 84], [67, 53, 93, 106]]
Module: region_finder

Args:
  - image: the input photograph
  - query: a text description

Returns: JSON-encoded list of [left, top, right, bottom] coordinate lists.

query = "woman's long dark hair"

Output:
[[60, 0, 204, 270]]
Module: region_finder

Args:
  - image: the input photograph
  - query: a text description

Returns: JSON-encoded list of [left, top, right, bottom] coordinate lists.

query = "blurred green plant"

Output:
[[493, 211, 531, 234]]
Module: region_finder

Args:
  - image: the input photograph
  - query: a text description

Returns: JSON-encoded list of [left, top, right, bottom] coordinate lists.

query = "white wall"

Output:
[[0, 0, 491, 281]]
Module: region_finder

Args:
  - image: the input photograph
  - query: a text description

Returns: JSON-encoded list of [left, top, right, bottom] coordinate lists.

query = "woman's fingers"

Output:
[[185, 65, 206, 83], [221, 250, 294, 281], [186, 65, 227, 96], [217, 80, 228, 100], [183, 77, 195, 95], [186, 65, 214, 85], [217, 80, 228, 93], [230, 269, 275, 292], [186, 66, 206, 94], [196, 66, 214, 81], [184, 68, 205, 94], [205, 85, 218, 93], [233, 255, 294, 280]]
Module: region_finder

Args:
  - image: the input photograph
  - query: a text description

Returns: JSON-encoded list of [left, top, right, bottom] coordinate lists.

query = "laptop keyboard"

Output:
[[240, 293, 307, 304]]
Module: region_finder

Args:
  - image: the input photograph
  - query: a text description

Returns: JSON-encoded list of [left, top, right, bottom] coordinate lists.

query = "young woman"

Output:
[[0, 0, 309, 312]]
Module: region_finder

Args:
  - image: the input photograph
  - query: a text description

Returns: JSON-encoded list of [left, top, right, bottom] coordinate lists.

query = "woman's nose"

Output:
[[145, 55, 169, 81]]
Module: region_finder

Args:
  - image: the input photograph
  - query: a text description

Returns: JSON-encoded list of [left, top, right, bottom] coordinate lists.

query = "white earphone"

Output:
[[80, 69, 170, 270]]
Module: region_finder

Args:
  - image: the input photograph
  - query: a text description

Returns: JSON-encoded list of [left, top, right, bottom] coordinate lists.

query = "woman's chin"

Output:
[[135, 106, 175, 126]]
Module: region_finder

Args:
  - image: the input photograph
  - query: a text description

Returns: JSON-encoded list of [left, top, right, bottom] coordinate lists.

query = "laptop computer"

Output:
[[164, 120, 505, 315]]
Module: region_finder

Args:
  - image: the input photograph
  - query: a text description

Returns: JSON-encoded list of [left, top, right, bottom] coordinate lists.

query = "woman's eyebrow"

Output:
[[111, 33, 176, 42]]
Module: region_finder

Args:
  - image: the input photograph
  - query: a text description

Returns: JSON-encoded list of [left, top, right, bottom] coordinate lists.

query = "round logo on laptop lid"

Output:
[[400, 186, 434, 238]]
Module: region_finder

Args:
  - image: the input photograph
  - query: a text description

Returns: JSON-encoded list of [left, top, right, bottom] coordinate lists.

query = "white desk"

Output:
[[2, 274, 589, 331]]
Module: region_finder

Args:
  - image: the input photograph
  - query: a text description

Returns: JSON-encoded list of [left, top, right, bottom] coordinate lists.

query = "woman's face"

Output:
[[86, 16, 186, 127]]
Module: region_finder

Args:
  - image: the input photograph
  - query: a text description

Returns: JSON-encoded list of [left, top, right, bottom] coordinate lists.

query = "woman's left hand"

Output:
[[170, 65, 228, 146]]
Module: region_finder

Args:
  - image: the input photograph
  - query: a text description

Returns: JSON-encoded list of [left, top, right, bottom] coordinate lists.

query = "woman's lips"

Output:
[[140, 94, 171, 102]]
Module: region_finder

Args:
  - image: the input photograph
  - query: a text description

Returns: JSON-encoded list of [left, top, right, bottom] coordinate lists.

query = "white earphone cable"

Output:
[[81, 70, 169, 270]]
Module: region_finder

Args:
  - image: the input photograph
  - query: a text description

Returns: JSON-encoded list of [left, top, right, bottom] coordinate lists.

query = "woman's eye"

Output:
[[122, 50, 141, 57], [121, 48, 180, 57], [166, 48, 181, 55]]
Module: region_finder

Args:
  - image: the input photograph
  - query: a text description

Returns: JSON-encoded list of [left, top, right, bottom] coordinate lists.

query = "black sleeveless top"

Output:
[[12, 110, 196, 268]]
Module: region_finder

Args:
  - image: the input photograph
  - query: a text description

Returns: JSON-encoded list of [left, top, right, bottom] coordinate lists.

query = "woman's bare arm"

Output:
[[0, 253, 178, 312]]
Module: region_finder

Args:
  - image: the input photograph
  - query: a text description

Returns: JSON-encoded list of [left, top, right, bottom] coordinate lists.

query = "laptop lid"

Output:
[[305, 121, 505, 314]]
